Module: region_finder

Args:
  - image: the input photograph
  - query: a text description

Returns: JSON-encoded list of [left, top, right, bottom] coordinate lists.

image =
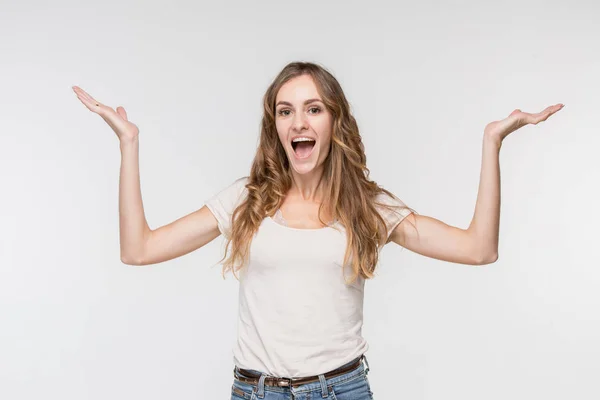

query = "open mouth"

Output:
[[291, 139, 316, 159]]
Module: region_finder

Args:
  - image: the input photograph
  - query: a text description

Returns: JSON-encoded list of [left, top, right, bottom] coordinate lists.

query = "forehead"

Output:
[[276, 75, 321, 103]]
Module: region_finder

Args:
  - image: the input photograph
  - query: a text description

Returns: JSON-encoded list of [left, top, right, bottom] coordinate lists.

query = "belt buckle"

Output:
[[275, 377, 293, 387]]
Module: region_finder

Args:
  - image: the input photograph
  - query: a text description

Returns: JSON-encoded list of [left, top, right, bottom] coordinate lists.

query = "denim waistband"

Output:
[[233, 354, 371, 397]]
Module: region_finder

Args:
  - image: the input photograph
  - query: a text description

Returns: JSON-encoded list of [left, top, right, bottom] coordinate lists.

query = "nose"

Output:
[[292, 112, 309, 132]]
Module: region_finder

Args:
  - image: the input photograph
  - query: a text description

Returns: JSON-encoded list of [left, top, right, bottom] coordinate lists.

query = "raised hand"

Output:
[[72, 86, 139, 143], [484, 103, 564, 145]]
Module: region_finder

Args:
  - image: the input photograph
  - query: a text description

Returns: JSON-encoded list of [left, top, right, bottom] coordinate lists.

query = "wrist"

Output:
[[120, 136, 139, 149], [483, 131, 502, 151]]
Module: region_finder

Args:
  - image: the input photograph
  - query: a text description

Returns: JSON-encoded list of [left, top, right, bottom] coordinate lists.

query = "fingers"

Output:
[[116, 106, 128, 121], [525, 103, 564, 125], [72, 86, 96, 104], [538, 104, 561, 118], [72, 86, 105, 112]]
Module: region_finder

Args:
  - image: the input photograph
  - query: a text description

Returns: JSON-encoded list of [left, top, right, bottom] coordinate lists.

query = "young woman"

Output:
[[73, 61, 563, 400]]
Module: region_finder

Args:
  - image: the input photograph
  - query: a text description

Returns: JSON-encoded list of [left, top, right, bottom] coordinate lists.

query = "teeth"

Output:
[[292, 137, 316, 143]]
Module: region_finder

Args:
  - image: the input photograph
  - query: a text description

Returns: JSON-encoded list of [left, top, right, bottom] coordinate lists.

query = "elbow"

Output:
[[120, 252, 145, 266], [120, 240, 148, 266], [476, 251, 498, 266]]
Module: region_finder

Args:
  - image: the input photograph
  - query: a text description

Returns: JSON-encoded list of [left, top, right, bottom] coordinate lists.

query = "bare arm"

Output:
[[73, 86, 221, 266], [127, 205, 221, 266], [117, 137, 147, 263], [390, 103, 563, 265], [388, 134, 500, 266], [118, 138, 222, 265], [390, 213, 487, 266]]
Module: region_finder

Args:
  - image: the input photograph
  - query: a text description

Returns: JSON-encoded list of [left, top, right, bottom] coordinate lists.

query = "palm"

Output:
[[72, 86, 139, 141], [484, 103, 564, 143]]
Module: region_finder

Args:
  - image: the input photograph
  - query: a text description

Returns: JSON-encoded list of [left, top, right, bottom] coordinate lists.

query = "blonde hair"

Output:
[[219, 61, 416, 284]]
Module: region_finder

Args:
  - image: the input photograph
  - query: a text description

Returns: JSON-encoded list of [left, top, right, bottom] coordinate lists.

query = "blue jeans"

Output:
[[231, 354, 374, 399]]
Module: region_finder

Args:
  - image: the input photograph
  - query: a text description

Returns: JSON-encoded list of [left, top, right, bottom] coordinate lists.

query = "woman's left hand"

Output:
[[484, 103, 564, 145]]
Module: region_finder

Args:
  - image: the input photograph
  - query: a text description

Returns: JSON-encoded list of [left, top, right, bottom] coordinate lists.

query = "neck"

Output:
[[289, 165, 326, 202]]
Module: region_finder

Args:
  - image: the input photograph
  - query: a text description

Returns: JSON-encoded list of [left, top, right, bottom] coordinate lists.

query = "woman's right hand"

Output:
[[72, 86, 139, 143]]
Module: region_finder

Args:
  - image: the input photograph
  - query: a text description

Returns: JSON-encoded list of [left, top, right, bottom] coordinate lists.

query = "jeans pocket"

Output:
[[329, 372, 372, 400], [231, 382, 255, 400]]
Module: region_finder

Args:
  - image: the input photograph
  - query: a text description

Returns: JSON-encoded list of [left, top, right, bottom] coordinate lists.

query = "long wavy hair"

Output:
[[218, 61, 417, 284]]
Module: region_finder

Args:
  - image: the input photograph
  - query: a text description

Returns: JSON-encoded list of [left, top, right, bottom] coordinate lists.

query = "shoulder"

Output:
[[231, 176, 250, 193], [204, 176, 251, 238], [372, 188, 414, 241], [219, 176, 250, 196], [373, 189, 407, 208], [206, 176, 250, 208], [373, 188, 413, 223]]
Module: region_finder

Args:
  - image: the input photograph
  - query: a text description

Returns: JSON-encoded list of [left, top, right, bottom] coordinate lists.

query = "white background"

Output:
[[1, 0, 598, 399]]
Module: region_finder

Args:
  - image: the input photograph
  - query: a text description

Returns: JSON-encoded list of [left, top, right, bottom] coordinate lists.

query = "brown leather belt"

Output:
[[233, 356, 363, 388]]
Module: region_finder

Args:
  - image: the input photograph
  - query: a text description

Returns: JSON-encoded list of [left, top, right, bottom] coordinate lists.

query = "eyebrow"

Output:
[[275, 98, 323, 107]]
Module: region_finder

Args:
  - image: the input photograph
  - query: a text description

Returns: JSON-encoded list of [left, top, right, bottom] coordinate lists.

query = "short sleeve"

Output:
[[204, 177, 249, 239], [374, 191, 414, 243]]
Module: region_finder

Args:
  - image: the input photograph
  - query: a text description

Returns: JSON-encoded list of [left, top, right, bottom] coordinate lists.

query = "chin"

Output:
[[293, 158, 326, 175], [292, 165, 316, 175]]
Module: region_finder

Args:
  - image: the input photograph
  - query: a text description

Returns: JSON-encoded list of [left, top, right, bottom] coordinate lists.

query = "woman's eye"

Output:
[[277, 107, 321, 117]]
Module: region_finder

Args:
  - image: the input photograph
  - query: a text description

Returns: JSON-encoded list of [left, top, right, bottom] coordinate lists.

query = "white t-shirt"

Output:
[[205, 176, 412, 378]]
